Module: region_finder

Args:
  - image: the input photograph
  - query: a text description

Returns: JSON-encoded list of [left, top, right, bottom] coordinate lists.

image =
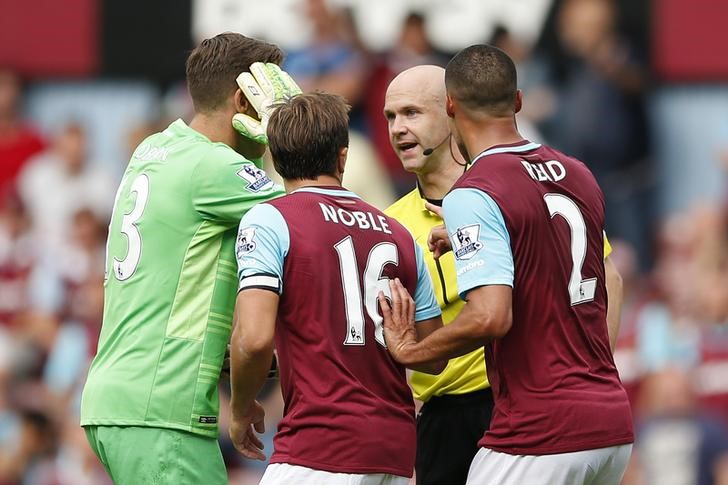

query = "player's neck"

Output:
[[189, 112, 231, 145], [284, 174, 342, 194], [460, 117, 524, 162], [189, 111, 266, 160]]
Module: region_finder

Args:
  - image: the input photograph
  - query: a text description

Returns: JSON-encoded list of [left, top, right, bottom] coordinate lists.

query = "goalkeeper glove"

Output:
[[233, 62, 302, 145]]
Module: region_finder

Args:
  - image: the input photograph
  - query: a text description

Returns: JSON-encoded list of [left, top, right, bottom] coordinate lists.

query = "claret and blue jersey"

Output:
[[235, 186, 440, 476], [237, 187, 439, 323], [443, 140, 634, 455]]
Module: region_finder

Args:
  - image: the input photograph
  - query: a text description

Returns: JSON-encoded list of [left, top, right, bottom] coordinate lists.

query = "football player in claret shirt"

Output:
[[383, 64, 624, 485], [79, 34, 300, 484], [382, 44, 634, 485], [228, 92, 446, 485]]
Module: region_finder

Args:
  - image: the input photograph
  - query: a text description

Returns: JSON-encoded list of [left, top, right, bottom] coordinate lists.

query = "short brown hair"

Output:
[[445, 44, 517, 116], [185, 32, 283, 113], [268, 92, 350, 180]]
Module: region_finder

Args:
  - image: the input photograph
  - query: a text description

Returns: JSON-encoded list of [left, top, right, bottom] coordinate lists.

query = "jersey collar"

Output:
[[164, 119, 209, 142], [416, 183, 443, 208], [291, 186, 361, 199], [471, 140, 541, 165]]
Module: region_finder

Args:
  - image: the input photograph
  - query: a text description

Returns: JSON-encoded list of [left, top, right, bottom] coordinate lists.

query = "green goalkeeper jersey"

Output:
[[80, 119, 283, 437]]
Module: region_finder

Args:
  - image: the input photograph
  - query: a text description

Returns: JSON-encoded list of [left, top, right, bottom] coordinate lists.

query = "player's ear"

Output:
[[446, 95, 455, 119], [514, 89, 523, 114], [337, 146, 348, 176], [234, 88, 251, 115]]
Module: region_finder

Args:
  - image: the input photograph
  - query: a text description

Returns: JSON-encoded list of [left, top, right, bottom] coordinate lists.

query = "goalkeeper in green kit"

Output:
[[80, 33, 301, 484]]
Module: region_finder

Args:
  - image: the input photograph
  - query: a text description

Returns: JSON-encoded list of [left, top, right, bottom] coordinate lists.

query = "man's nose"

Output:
[[390, 116, 407, 136]]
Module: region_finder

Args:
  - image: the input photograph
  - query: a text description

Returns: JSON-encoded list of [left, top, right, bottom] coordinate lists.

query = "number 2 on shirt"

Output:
[[544, 193, 597, 305]]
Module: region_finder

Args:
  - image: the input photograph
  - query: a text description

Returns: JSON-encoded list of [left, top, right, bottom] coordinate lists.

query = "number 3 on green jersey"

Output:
[[105, 174, 150, 282]]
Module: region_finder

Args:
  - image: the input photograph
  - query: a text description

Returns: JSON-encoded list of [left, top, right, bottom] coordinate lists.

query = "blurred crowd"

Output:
[[0, 0, 727, 484]]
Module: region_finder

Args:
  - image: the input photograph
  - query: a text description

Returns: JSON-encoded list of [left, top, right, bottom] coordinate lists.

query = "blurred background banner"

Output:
[[653, 0, 728, 81], [1, 0, 728, 484], [0, 0, 98, 77]]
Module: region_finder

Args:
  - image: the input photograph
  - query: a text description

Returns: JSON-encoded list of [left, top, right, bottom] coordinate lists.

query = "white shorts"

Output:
[[466, 444, 633, 485], [260, 463, 410, 485]]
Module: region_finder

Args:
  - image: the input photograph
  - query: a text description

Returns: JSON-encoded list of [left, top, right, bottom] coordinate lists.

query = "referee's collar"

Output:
[[416, 183, 443, 208], [414, 184, 444, 221]]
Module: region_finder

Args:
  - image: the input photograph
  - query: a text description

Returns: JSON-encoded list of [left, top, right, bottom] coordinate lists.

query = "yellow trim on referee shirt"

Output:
[[604, 232, 612, 258], [386, 187, 489, 402]]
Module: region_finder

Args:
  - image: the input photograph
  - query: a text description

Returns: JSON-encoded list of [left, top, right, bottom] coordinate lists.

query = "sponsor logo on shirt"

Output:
[[236, 227, 257, 260], [457, 259, 484, 276], [237, 163, 274, 192], [451, 224, 483, 260]]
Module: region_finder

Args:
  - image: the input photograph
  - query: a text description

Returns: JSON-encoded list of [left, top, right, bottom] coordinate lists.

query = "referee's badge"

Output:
[[451, 224, 483, 260]]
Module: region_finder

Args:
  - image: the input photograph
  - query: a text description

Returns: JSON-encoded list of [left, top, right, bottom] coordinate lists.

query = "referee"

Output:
[[384, 65, 492, 485]]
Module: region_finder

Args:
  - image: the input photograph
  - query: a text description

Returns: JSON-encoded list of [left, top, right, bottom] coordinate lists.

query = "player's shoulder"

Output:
[[200, 142, 252, 168], [443, 186, 494, 213], [537, 144, 588, 168], [241, 200, 285, 227], [126, 127, 180, 167], [261, 191, 300, 215], [196, 143, 278, 188], [461, 142, 545, 189], [538, 144, 600, 188], [131, 130, 165, 152], [158, 125, 252, 182]]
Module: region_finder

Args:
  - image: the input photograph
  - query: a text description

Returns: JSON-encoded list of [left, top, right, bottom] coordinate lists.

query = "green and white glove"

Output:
[[233, 62, 302, 145]]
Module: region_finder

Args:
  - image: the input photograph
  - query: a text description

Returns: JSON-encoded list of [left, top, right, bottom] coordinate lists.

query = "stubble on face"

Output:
[[448, 118, 470, 162]]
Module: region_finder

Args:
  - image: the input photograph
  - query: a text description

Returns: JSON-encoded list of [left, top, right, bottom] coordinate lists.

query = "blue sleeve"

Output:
[[412, 241, 442, 322], [442, 188, 514, 299], [235, 203, 290, 294]]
